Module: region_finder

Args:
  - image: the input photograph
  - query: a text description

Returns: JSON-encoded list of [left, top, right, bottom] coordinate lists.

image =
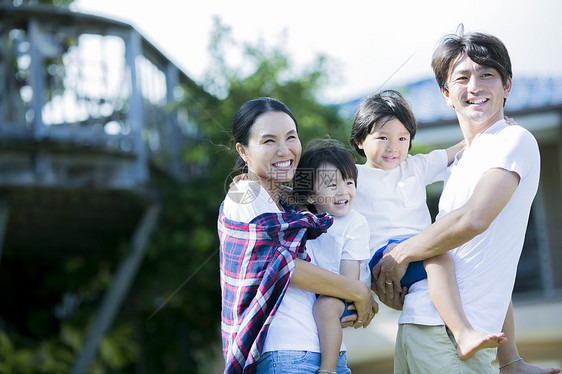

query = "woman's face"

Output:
[[236, 111, 302, 187]]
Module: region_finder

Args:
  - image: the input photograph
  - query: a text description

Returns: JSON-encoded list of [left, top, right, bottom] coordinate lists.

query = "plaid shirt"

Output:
[[218, 202, 332, 374]]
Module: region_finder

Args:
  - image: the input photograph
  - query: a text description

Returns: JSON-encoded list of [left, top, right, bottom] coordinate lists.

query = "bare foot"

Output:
[[456, 331, 507, 360], [500, 359, 561, 374]]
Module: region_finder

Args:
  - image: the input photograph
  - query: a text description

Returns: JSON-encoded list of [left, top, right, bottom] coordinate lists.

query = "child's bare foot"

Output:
[[456, 331, 507, 360], [499, 359, 561, 374]]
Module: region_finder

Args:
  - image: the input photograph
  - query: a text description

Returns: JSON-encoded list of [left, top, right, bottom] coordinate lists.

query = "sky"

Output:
[[72, 0, 562, 104]]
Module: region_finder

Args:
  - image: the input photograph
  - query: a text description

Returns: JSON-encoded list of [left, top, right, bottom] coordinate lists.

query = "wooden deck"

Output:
[[0, 4, 208, 372]]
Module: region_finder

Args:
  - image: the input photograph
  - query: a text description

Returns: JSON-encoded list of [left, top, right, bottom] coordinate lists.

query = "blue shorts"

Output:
[[341, 300, 354, 318], [368, 237, 427, 288], [314, 297, 353, 318]]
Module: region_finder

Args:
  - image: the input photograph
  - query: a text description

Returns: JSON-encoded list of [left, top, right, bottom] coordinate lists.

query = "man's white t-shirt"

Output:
[[399, 120, 540, 333]]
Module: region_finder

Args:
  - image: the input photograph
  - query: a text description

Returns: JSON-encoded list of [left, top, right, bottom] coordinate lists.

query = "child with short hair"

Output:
[[293, 139, 376, 374], [350, 89, 506, 360]]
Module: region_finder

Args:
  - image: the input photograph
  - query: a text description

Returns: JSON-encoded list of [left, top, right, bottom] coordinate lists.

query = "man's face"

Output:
[[443, 53, 511, 128]]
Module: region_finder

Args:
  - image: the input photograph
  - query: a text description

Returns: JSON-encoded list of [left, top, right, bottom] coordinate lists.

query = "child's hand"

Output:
[[504, 116, 519, 126]]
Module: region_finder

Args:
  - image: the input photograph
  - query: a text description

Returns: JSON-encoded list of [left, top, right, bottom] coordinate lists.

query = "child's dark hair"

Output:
[[349, 90, 416, 157], [293, 139, 357, 212]]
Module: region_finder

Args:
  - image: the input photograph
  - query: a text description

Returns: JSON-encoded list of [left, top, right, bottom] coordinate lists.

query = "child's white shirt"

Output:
[[307, 209, 372, 285], [354, 150, 449, 255]]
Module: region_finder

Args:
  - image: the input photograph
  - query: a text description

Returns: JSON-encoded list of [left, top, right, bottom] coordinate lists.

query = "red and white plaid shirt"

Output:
[[218, 202, 332, 373]]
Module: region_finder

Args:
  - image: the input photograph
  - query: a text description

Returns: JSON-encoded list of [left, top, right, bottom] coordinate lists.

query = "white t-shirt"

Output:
[[399, 120, 540, 333], [354, 150, 449, 254], [222, 180, 336, 354], [307, 209, 372, 286]]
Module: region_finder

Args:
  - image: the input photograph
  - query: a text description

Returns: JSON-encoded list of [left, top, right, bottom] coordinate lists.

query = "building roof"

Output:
[[339, 75, 562, 125]]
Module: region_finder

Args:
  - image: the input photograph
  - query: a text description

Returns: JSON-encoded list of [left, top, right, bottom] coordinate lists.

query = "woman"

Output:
[[218, 97, 377, 374]]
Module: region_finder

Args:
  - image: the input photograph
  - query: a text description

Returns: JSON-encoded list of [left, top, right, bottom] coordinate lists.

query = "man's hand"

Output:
[[372, 281, 407, 310], [372, 245, 409, 300]]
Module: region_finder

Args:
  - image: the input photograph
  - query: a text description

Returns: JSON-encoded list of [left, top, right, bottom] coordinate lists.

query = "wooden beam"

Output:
[[70, 203, 160, 374], [0, 199, 9, 268]]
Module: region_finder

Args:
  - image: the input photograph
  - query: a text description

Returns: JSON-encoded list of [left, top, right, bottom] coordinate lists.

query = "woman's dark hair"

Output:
[[231, 97, 298, 172], [293, 139, 357, 212], [431, 28, 512, 97], [349, 90, 416, 157]]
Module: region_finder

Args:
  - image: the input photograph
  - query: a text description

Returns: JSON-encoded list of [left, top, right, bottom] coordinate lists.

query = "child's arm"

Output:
[[340, 259, 360, 280], [445, 140, 465, 165]]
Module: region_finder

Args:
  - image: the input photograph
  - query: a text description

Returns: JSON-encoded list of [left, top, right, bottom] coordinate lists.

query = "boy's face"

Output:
[[356, 117, 410, 170], [308, 163, 356, 217]]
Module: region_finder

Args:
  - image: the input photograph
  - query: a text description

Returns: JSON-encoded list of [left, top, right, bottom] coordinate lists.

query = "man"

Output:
[[373, 28, 560, 373]]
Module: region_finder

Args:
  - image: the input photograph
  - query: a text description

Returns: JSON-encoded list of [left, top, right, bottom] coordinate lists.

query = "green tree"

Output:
[[0, 12, 352, 374]]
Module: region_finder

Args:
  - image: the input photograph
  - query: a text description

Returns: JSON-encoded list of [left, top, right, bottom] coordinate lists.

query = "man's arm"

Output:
[[373, 167, 520, 296]]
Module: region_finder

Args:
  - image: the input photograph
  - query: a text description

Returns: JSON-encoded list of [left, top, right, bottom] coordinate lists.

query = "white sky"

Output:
[[73, 0, 562, 104]]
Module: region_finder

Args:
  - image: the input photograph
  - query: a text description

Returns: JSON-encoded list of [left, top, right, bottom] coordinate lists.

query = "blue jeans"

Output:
[[256, 350, 351, 374]]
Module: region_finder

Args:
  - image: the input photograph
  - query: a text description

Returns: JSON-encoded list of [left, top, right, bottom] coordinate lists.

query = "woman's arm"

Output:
[[291, 259, 377, 328]]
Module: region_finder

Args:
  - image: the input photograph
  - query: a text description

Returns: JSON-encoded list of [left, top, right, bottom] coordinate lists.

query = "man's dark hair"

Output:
[[431, 27, 512, 94]]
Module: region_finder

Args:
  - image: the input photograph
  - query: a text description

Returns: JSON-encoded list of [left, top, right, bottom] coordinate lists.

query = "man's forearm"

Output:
[[394, 168, 520, 265], [393, 205, 482, 264]]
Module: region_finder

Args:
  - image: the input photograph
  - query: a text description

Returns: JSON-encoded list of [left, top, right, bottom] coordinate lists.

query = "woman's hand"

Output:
[[341, 284, 379, 329]]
